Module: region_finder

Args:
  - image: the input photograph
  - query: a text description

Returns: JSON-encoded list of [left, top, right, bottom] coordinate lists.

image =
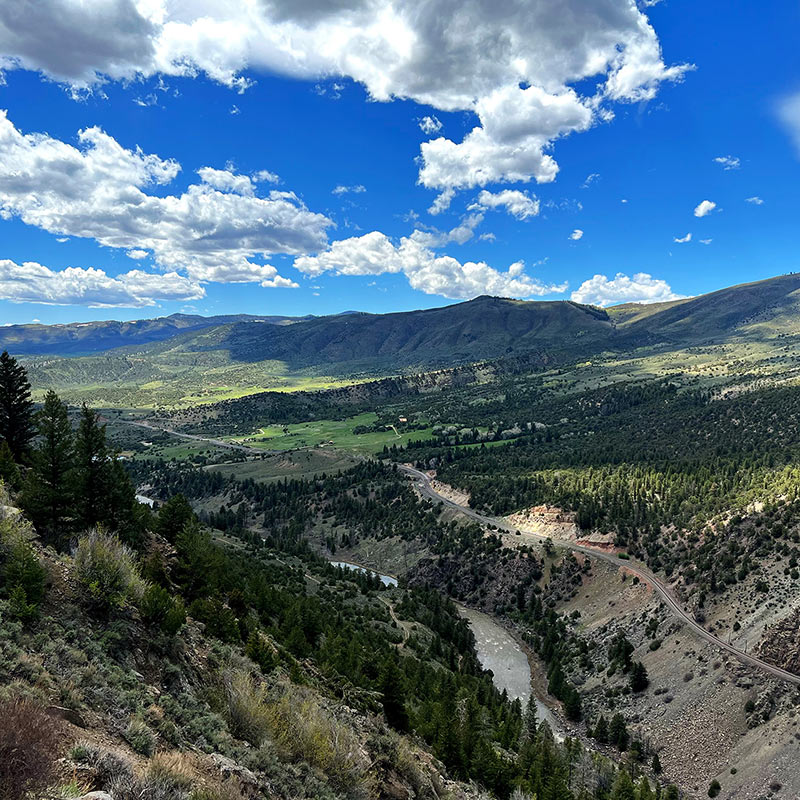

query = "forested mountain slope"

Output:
[[0, 312, 308, 356], [9, 273, 800, 409]]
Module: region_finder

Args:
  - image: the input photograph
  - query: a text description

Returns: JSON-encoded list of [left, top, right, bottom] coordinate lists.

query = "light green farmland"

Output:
[[230, 412, 435, 454]]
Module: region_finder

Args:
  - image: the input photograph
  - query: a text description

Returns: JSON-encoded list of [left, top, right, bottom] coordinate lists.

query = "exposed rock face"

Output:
[[408, 550, 544, 616], [755, 609, 800, 673], [505, 505, 582, 541], [211, 752, 260, 792]]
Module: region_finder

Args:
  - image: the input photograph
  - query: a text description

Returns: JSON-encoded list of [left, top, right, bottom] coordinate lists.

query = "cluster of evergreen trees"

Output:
[[145, 495, 679, 799], [381, 377, 800, 595], [0, 351, 145, 549]]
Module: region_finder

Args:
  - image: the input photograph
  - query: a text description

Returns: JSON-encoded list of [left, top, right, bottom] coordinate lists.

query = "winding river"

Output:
[[457, 605, 562, 736], [329, 560, 561, 733]]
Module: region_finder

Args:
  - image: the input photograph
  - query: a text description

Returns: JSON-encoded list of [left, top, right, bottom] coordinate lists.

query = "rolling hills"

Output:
[[0, 312, 312, 356], [10, 273, 800, 408]]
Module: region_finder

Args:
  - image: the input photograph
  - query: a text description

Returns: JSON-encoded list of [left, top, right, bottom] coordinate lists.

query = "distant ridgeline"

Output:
[[8, 272, 800, 409]]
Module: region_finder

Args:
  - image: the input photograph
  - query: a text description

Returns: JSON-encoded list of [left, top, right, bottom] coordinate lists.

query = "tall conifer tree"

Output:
[[21, 390, 74, 541], [72, 403, 110, 530], [0, 350, 34, 462]]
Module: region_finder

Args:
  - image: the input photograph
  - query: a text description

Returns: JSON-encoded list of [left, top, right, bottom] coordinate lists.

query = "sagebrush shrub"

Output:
[[0, 697, 65, 800], [74, 529, 144, 615], [222, 669, 271, 746], [123, 718, 156, 756]]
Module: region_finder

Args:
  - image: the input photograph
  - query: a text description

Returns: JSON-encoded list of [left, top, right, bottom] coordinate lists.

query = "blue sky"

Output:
[[0, 0, 798, 324]]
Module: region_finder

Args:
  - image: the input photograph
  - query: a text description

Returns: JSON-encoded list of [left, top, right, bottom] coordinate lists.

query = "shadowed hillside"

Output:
[[9, 274, 800, 408], [0, 312, 311, 356]]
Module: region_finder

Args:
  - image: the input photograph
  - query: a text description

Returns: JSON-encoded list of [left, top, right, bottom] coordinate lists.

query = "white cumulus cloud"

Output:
[[0, 259, 203, 307], [332, 184, 366, 195], [470, 189, 539, 220], [673, 232, 691, 243], [418, 116, 442, 135], [428, 188, 455, 216], [694, 199, 717, 217], [713, 155, 740, 170], [0, 111, 329, 287], [571, 272, 684, 306], [0, 1, 690, 194], [294, 232, 566, 300], [745, 196, 764, 205], [569, 229, 584, 240], [253, 169, 280, 184]]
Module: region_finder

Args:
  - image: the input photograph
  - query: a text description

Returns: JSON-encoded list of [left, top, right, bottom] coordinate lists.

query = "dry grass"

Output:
[[146, 751, 197, 790], [219, 667, 369, 794]]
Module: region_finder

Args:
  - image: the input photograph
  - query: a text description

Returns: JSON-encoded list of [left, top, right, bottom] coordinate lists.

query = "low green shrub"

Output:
[[74, 529, 144, 616], [140, 583, 186, 635], [123, 718, 156, 756]]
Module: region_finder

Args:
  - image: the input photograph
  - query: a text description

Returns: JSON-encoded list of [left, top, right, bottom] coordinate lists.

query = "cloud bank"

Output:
[[0, 259, 202, 307], [571, 272, 683, 306], [294, 232, 566, 300], [0, 111, 329, 288], [0, 0, 689, 194]]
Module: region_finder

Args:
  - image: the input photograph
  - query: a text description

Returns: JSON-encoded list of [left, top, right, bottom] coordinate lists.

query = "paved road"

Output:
[[398, 463, 800, 687], [115, 417, 278, 455]]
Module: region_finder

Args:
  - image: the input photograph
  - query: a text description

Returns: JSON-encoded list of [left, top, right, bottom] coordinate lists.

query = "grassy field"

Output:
[[230, 412, 435, 454], [205, 449, 362, 483], [26, 352, 373, 409]]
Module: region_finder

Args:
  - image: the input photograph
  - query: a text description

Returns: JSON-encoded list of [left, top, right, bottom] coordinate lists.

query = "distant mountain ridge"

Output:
[[7, 274, 800, 403], [0, 312, 313, 356]]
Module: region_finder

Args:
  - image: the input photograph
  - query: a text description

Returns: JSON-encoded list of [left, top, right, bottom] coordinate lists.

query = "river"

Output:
[[457, 604, 562, 736], [329, 560, 399, 587]]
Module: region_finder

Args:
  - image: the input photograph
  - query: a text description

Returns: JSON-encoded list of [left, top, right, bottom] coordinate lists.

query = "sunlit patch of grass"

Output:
[[229, 412, 435, 454]]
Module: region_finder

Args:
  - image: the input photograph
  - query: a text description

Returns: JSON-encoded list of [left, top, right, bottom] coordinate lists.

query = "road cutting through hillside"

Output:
[[397, 463, 800, 687], [114, 417, 281, 455], [116, 413, 800, 687]]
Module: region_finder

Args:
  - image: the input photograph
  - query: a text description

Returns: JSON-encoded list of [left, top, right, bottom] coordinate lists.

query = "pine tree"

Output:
[[638, 776, 655, 800], [72, 404, 110, 530], [630, 660, 650, 692], [0, 351, 34, 462], [379, 654, 409, 732], [68, 404, 139, 543], [594, 714, 609, 744], [609, 712, 629, 751], [433, 680, 462, 773], [245, 630, 277, 673], [104, 459, 141, 545], [156, 494, 196, 542], [611, 769, 636, 800], [562, 686, 582, 721], [652, 752, 662, 774], [0, 440, 21, 489], [21, 390, 74, 541], [522, 694, 538, 741]]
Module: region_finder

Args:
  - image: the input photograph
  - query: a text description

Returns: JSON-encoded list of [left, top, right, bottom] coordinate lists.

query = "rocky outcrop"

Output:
[[755, 609, 800, 673]]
